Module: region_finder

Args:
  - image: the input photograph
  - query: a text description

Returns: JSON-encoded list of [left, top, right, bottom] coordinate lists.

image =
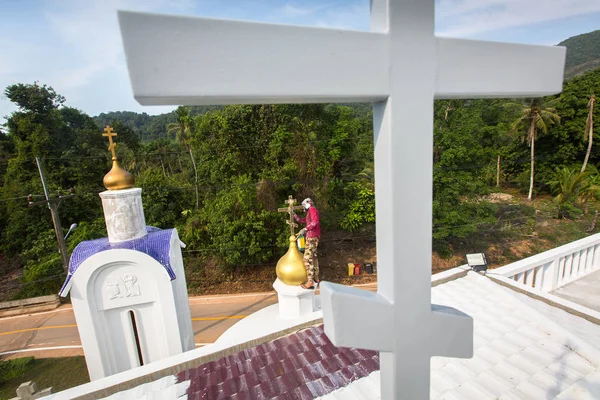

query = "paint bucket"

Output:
[[347, 263, 354, 276], [354, 264, 361, 275], [297, 235, 305, 252]]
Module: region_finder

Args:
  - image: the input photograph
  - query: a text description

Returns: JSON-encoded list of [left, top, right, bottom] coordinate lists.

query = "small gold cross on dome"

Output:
[[102, 125, 118, 160]]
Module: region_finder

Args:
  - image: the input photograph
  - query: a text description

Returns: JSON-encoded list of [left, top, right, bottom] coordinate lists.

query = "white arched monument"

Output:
[[59, 127, 194, 381]]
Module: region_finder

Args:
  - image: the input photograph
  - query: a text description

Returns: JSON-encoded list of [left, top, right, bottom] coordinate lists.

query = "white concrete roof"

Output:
[[319, 272, 600, 399], [512, 284, 600, 347]]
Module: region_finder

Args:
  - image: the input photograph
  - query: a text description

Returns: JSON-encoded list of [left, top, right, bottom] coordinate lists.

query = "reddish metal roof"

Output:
[[176, 325, 379, 399]]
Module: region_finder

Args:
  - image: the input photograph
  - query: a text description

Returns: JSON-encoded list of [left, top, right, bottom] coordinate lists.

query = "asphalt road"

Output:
[[0, 284, 377, 359], [0, 291, 280, 359]]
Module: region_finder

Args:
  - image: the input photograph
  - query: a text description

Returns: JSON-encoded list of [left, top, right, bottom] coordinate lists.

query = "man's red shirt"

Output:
[[294, 207, 321, 238]]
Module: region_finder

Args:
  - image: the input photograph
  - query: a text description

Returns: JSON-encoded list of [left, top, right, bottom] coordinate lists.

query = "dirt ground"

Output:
[[185, 229, 379, 296]]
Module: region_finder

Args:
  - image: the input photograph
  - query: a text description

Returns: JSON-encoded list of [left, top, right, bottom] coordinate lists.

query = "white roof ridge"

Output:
[[555, 368, 600, 399], [485, 272, 600, 324], [464, 271, 600, 367]]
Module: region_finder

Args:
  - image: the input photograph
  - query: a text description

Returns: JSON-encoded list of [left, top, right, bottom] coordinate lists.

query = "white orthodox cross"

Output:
[[118, 1, 565, 398]]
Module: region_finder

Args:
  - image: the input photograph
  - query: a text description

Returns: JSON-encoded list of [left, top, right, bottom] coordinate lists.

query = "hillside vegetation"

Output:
[[560, 30, 600, 79], [0, 57, 599, 300], [94, 106, 223, 142]]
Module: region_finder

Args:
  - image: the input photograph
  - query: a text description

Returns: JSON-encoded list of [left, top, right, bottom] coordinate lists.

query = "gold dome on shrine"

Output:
[[276, 195, 308, 285], [101, 126, 135, 191], [103, 160, 135, 190], [276, 235, 307, 285]]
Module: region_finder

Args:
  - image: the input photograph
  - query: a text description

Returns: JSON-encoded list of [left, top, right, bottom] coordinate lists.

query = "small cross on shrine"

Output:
[[277, 195, 304, 236], [102, 125, 118, 160], [118, 1, 565, 398]]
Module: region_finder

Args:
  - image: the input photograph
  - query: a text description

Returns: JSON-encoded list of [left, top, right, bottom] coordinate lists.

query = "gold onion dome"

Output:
[[102, 125, 135, 190], [276, 235, 307, 285], [103, 160, 135, 190]]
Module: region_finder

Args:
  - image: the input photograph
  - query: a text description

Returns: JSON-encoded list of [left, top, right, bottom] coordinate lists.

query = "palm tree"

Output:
[[578, 173, 600, 214], [509, 98, 561, 201], [581, 94, 596, 172], [167, 106, 199, 209], [548, 166, 600, 218]]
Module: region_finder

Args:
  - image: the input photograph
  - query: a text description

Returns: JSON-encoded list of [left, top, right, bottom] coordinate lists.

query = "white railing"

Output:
[[493, 233, 600, 292]]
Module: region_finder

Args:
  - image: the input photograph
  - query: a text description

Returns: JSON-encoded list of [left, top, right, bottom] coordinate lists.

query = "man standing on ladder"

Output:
[[294, 198, 321, 289]]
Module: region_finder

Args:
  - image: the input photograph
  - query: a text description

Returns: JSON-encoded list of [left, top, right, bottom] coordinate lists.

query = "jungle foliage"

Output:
[[1, 67, 599, 298]]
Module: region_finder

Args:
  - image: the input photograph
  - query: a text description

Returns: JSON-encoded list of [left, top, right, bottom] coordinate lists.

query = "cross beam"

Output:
[[277, 195, 304, 236], [118, 11, 565, 105], [102, 125, 118, 160], [118, 1, 566, 398]]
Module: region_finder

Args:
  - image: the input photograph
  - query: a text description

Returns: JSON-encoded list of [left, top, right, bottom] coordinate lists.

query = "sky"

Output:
[[1, 0, 599, 125]]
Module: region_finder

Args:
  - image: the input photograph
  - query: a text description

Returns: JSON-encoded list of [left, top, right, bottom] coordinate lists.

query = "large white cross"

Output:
[[118, 1, 565, 398]]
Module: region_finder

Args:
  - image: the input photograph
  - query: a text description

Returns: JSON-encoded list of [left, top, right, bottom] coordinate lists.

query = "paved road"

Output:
[[0, 284, 376, 359], [0, 292, 279, 359]]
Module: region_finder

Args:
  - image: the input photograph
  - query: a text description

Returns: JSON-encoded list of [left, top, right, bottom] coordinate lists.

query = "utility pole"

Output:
[[29, 157, 74, 274]]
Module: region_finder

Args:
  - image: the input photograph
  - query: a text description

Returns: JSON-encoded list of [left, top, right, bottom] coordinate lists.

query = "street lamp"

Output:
[[64, 223, 78, 240]]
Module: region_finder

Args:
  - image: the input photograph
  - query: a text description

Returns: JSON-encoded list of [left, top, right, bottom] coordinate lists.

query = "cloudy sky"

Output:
[[1, 0, 599, 124]]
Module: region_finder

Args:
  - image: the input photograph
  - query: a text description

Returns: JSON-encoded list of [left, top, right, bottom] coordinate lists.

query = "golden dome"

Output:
[[276, 236, 307, 285], [103, 159, 135, 190], [101, 125, 135, 191]]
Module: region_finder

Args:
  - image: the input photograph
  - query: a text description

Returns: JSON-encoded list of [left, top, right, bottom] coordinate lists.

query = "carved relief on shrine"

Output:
[[106, 273, 141, 300], [94, 262, 156, 311]]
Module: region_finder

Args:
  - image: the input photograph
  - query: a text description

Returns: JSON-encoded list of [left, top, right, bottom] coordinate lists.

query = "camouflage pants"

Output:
[[304, 237, 320, 283]]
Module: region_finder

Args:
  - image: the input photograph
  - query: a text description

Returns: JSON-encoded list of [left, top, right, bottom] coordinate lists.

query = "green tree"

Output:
[[508, 98, 561, 201], [1, 83, 108, 298], [167, 106, 199, 209], [183, 174, 280, 266], [432, 99, 498, 254]]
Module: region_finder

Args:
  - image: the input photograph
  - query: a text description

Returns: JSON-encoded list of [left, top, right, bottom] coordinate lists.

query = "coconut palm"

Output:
[[167, 106, 199, 209], [581, 94, 596, 172], [509, 98, 561, 201], [549, 166, 600, 218], [548, 167, 588, 217]]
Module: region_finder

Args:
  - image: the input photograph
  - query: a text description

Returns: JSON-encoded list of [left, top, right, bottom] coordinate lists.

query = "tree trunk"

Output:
[[528, 122, 536, 201], [159, 155, 167, 178], [496, 155, 501, 187], [588, 210, 598, 232], [582, 130, 593, 173], [582, 97, 595, 172], [189, 147, 200, 209]]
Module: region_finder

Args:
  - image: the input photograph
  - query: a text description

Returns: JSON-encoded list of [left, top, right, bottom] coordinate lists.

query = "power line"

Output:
[[0, 273, 66, 289]]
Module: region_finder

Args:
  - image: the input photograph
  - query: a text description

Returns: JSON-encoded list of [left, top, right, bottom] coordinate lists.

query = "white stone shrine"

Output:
[[118, 1, 566, 398], [59, 127, 194, 381]]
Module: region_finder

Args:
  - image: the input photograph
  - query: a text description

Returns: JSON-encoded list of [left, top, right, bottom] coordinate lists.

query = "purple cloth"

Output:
[[59, 227, 177, 296]]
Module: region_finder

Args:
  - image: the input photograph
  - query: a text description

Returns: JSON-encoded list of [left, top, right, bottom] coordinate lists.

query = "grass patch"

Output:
[[0, 357, 89, 399]]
